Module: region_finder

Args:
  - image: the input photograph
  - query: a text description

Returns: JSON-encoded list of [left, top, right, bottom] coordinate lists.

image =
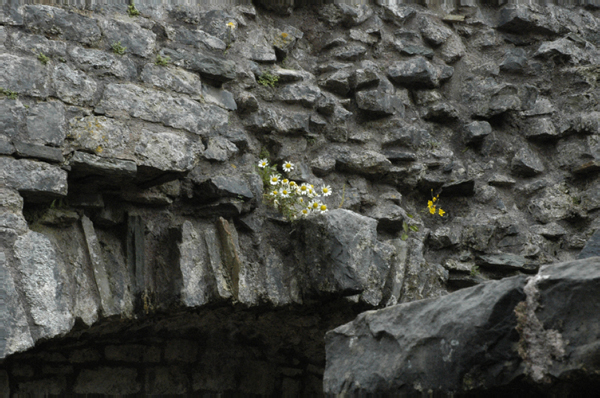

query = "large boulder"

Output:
[[324, 257, 600, 396]]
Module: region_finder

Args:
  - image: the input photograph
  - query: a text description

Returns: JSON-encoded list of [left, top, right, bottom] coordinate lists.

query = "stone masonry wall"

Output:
[[1, 0, 600, 395]]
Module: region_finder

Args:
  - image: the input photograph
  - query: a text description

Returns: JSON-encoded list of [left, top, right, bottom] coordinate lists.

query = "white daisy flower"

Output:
[[300, 208, 310, 217], [269, 174, 280, 185], [297, 197, 305, 205], [307, 187, 315, 198], [289, 181, 297, 188], [319, 203, 328, 213], [282, 161, 294, 172], [281, 188, 290, 198], [270, 189, 279, 197], [299, 183, 309, 195], [282, 179, 289, 185], [258, 159, 269, 168], [321, 185, 332, 196], [309, 200, 321, 211]]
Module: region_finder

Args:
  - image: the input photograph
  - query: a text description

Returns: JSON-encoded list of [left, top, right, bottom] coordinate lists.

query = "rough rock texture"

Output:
[[325, 257, 600, 396], [1, 1, 600, 396]]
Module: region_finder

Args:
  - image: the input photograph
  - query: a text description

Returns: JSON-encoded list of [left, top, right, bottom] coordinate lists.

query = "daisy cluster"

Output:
[[258, 159, 332, 220]]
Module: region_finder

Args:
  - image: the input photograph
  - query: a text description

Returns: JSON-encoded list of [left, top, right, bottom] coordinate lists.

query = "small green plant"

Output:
[[111, 41, 127, 55], [401, 221, 419, 241], [0, 87, 18, 99], [127, 2, 140, 17], [470, 265, 480, 277], [257, 156, 332, 221], [226, 21, 236, 48], [37, 52, 49, 65], [258, 71, 279, 88], [155, 54, 171, 66]]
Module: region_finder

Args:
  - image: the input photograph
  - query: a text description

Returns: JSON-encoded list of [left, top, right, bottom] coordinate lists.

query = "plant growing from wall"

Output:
[[37, 52, 49, 65], [155, 54, 171, 66], [127, 2, 140, 17], [258, 71, 279, 88], [112, 41, 127, 55], [0, 87, 18, 99], [427, 190, 446, 217], [257, 156, 332, 221]]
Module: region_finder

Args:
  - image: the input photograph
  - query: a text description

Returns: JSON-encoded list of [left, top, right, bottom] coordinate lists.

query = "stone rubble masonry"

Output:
[[0, 1, 599, 396]]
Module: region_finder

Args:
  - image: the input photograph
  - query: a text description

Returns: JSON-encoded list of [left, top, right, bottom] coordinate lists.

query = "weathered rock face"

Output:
[[324, 257, 600, 396], [1, 0, 600, 395]]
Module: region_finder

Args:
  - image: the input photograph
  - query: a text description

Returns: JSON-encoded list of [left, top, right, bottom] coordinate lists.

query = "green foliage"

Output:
[[111, 41, 127, 55], [127, 3, 140, 17], [37, 52, 49, 65], [155, 54, 171, 66], [0, 87, 18, 99], [401, 221, 419, 241], [258, 71, 279, 88], [470, 265, 480, 277]]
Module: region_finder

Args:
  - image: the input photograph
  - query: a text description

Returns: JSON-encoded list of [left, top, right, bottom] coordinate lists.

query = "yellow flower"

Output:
[[281, 32, 288, 39], [429, 206, 436, 215], [439, 208, 445, 217], [427, 200, 433, 208], [227, 22, 235, 29]]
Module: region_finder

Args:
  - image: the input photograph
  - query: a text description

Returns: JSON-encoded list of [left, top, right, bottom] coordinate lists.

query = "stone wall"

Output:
[[1, 0, 600, 395]]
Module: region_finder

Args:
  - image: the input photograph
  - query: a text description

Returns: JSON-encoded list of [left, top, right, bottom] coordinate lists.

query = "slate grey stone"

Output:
[[351, 61, 380, 90], [500, 48, 528, 73], [531, 222, 567, 239], [100, 19, 156, 58], [325, 274, 528, 395], [534, 37, 599, 65], [388, 57, 452, 88], [178, 221, 220, 307], [355, 89, 397, 118], [238, 30, 277, 62], [203, 137, 239, 162], [0, 251, 35, 359], [201, 85, 237, 111], [497, 5, 560, 35], [0, 54, 49, 98], [463, 120, 491, 144], [52, 64, 98, 105], [462, 223, 496, 251], [69, 151, 137, 179], [236, 92, 259, 113], [299, 209, 390, 301], [523, 117, 560, 140], [331, 44, 367, 61], [335, 147, 392, 176], [578, 229, 600, 259], [568, 112, 600, 135], [68, 46, 137, 79], [167, 26, 226, 51], [13, 141, 63, 163], [140, 64, 203, 99], [511, 147, 545, 177], [245, 108, 309, 135], [98, 84, 229, 136], [276, 84, 321, 108], [193, 175, 253, 201], [26, 101, 66, 146], [0, 136, 14, 155], [23, 5, 101, 45], [13, 231, 75, 340], [338, 4, 373, 27], [9, 31, 67, 57], [419, 16, 452, 46], [422, 102, 459, 122], [0, 157, 67, 200], [159, 48, 236, 83], [364, 201, 407, 232], [429, 225, 461, 250], [318, 68, 353, 96], [528, 185, 574, 224], [478, 253, 536, 272]]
